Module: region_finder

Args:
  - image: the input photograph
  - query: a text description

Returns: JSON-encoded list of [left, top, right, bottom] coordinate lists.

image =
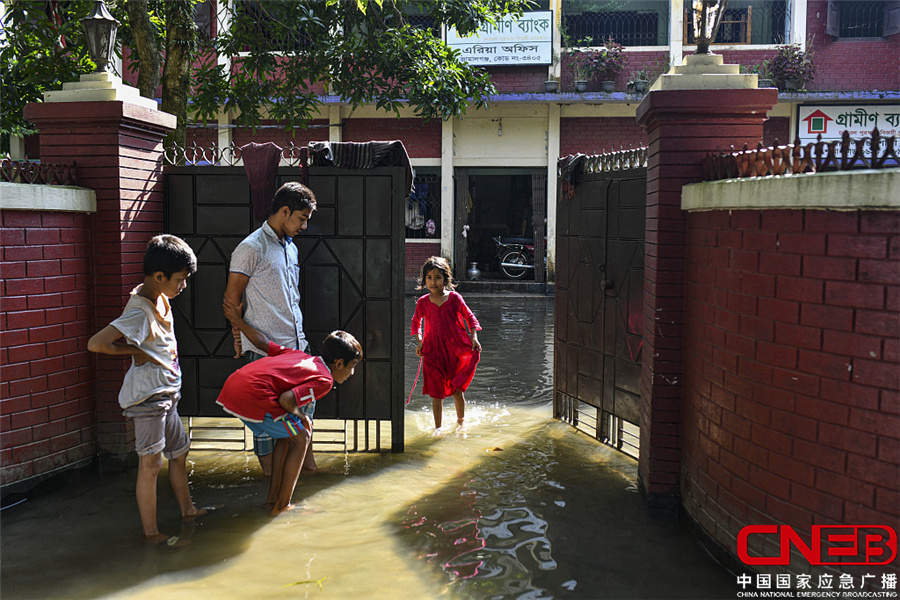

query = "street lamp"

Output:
[[691, 0, 729, 55], [80, 0, 119, 73]]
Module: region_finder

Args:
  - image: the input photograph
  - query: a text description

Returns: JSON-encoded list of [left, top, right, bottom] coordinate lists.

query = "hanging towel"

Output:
[[307, 140, 415, 198], [240, 142, 282, 221]]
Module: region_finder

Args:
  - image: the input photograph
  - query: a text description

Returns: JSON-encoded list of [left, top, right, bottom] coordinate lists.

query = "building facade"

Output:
[[175, 0, 899, 285]]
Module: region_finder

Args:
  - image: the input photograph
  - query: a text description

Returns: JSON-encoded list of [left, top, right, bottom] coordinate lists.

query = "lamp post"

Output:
[[81, 0, 119, 73], [691, 0, 728, 55]]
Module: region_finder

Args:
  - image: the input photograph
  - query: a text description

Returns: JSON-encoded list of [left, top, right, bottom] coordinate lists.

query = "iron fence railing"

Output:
[[558, 146, 648, 199], [164, 141, 308, 167], [562, 0, 669, 46], [701, 129, 900, 181], [1, 156, 79, 186]]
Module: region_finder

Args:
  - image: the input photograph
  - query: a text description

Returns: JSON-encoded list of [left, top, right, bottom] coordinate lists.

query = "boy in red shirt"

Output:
[[218, 301, 361, 515]]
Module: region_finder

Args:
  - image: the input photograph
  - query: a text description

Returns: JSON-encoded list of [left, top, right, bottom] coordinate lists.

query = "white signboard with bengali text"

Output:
[[446, 11, 553, 66], [797, 104, 900, 157]]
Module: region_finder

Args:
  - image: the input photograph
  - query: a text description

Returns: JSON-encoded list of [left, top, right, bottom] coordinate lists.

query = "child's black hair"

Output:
[[143, 235, 197, 278], [271, 181, 317, 215], [320, 331, 362, 366], [416, 256, 456, 291]]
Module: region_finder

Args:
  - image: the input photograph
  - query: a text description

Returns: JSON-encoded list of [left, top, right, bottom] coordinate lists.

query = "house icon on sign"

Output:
[[803, 110, 833, 135]]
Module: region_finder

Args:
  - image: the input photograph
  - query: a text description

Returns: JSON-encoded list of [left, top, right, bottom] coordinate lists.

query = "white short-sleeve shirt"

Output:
[[110, 286, 182, 408], [230, 221, 307, 355]]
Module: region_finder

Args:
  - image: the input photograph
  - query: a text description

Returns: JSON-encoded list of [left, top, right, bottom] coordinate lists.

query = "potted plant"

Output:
[[589, 38, 625, 93], [768, 44, 816, 91], [569, 48, 594, 92], [544, 77, 559, 93], [756, 60, 774, 88], [627, 56, 668, 94], [628, 68, 651, 94]]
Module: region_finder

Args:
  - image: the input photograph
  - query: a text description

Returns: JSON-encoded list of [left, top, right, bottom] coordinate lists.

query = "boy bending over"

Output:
[[219, 302, 361, 515], [88, 235, 210, 545]]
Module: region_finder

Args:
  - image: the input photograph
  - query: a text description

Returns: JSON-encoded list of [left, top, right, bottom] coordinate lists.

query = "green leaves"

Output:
[[4, 0, 533, 148], [1, 1, 95, 141]]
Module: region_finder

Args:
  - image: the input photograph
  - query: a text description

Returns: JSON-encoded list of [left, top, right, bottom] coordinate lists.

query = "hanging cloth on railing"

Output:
[[240, 142, 282, 221]]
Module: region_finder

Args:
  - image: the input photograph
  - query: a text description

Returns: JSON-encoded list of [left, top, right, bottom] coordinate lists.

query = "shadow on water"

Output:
[[1, 295, 738, 599]]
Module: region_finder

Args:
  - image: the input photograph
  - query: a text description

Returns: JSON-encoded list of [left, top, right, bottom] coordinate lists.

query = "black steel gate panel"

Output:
[[554, 167, 645, 456], [164, 166, 405, 451]]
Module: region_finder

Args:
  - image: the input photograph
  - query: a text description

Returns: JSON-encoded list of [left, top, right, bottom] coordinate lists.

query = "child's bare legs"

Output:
[[270, 431, 311, 515], [168, 452, 207, 520], [432, 398, 443, 429], [257, 453, 273, 477], [136, 453, 165, 542], [453, 389, 466, 427], [301, 431, 317, 473], [266, 438, 289, 510]]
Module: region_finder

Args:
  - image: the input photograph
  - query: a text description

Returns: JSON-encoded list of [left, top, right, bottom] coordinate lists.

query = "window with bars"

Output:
[[562, 0, 670, 47], [683, 1, 788, 46], [232, 0, 314, 52], [405, 172, 441, 240], [826, 0, 900, 38]]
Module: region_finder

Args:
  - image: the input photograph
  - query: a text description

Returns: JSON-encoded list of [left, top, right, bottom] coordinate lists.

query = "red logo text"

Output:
[[737, 525, 897, 566]]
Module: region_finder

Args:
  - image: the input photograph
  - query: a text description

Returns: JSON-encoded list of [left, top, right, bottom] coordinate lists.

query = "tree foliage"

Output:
[[1, 1, 96, 141], [2, 0, 533, 151]]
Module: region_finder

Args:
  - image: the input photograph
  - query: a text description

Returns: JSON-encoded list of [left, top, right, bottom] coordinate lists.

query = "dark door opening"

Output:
[[455, 169, 547, 281]]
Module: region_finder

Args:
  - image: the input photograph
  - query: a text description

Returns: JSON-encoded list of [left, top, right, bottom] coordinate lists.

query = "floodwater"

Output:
[[1, 296, 738, 600]]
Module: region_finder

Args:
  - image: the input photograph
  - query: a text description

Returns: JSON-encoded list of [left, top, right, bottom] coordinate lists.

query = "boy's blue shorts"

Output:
[[242, 413, 307, 439]]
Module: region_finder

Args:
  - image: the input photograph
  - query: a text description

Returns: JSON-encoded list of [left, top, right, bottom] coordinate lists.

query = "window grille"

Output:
[[827, 0, 899, 38], [405, 13, 440, 37], [683, 1, 788, 46], [233, 0, 314, 53], [406, 173, 441, 240], [562, 0, 670, 47]]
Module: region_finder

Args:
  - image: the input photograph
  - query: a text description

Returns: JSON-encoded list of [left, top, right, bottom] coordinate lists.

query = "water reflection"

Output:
[[0, 295, 736, 600]]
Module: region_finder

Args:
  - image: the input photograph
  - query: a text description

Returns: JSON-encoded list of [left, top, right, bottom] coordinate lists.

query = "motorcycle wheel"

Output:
[[500, 250, 530, 279]]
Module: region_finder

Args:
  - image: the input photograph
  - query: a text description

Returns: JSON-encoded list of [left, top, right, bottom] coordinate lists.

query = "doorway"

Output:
[[454, 168, 547, 282]]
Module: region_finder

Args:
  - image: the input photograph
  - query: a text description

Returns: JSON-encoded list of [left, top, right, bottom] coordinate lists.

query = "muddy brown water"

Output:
[[0, 296, 737, 599]]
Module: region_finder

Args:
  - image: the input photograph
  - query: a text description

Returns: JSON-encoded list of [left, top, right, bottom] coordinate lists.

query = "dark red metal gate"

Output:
[[164, 164, 406, 451], [554, 155, 646, 457]]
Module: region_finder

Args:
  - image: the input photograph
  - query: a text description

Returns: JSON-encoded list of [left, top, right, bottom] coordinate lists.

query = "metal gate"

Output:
[[164, 165, 406, 451], [554, 154, 646, 457]]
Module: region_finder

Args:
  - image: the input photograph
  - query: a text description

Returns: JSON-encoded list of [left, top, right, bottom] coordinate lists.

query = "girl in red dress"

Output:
[[411, 257, 482, 429]]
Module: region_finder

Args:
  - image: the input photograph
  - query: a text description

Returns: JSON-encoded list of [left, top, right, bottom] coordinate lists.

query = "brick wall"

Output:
[[405, 242, 442, 281], [342, 119, 441, 159], [232, 120, 331, 148], [560, 117, 647, 156], [806, 1, 900, 92], [488, 66, 550, 94], [23, 101, 175, 466], [682, 208, 900, 578], [0, 210, 96, 487], [763, 117, 790, 147]]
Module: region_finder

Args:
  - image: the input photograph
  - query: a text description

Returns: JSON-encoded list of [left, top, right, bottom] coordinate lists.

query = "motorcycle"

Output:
[[493, 235, 535, 279]]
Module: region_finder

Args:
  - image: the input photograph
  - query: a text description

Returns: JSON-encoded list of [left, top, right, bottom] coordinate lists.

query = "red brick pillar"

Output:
[[24, 101, 176, 466], [635, 88, 777, 507]]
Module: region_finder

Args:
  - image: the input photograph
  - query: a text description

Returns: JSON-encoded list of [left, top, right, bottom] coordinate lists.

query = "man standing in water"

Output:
[[224, 181, 317, 476]]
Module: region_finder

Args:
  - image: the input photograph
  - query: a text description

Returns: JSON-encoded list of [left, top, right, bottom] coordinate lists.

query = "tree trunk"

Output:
[[161, 0, 194, 152], [125, 0, 161, 98]]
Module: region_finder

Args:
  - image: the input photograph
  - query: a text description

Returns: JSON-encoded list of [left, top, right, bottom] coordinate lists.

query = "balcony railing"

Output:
[[701, 130, 900, 181]]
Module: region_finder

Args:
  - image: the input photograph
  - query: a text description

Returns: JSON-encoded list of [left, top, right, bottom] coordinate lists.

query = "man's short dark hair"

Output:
[[320, 331, 362, 366], [143, 235, 197, 278], [271, 181, 317, 215]]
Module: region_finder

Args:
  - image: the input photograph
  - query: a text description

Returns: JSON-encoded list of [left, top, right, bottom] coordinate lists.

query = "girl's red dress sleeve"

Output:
[[411, 295, 426, 337], [455, 293, 481, 332]]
